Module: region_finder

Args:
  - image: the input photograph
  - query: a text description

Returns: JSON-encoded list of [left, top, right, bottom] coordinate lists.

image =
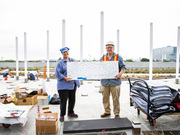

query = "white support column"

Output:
[[80, 25, 84, 85], [149, 23, 153, 81], [80, 25, 83, 62], [62, 19, 65, 48], [24, 32, 28, 83], [47, 30, 50, 81], [117, 29, 120, 54], [100, 11, 104, 57], [175, 27, 180, 84], [15, 37, 19, 80]]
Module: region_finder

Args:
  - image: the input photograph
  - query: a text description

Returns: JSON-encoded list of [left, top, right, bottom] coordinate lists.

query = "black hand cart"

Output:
[[128, 77, 180, 126]]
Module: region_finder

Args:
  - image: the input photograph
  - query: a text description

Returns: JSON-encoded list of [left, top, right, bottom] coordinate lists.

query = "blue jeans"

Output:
[[2, 72, 8, 77], [29, 73, 35, 80]]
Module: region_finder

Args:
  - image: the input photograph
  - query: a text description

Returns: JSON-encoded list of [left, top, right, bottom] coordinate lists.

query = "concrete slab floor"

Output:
[[0, 76, 180, 135]]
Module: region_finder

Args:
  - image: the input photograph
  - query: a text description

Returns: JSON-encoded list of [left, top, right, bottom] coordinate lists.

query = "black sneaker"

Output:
[[59, 116, 64, 122], [68, 113, 78, 118]]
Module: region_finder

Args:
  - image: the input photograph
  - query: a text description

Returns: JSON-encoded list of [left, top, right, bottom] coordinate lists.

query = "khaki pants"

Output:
[[101, 85, 120, 115]]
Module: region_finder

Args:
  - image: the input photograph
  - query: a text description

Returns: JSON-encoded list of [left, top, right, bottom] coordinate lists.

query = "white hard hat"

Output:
[[105, 41, 114, 46]]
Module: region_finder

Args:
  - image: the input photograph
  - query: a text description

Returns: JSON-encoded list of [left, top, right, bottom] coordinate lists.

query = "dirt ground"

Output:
[[89, 132, 127, 135], [63, 131, 180, 135], [142, 131, 180, 135]]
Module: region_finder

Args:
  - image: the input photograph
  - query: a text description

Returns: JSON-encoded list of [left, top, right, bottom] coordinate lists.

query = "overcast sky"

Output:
[[0, 0, 180, 61]]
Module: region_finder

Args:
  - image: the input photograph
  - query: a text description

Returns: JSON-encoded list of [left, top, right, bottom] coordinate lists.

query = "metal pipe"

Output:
[[15, 37, 19, 80], [100, 11, 104, 57], [175, 27, 180, 84], [62, 19, 65, 48], [24, 32, 28, 83], [117, 29, 120, 54], [80, 25, 83, 62], [47, 30, 50, 81], [149, 23, 153, 81]]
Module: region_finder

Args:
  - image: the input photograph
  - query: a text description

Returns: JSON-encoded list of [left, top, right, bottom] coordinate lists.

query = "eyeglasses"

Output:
[[62, 50, 68, 54], [106, 47, 114, 49]]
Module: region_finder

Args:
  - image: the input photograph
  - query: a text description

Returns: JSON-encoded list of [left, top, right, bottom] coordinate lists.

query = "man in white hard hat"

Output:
[[100, 41, 126, 118]]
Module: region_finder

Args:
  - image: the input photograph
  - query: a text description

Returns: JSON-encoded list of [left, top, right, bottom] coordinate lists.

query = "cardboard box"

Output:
[[37, 96, 48, 100], [4, 96, 13, 104], [15, 86, 33, 99], [37, 94, 48, 106], [14, 86, 20, 91], [0, 96, 13, 104], [38, 92, 48, 96], [0, 99, 5, 103], [15, 89, 28, 99], [30, 89, 42, 95], [17, 95, 38, 105], [36, 113, 58, 134], [42, 107, 52, 113], [38, 89, 42, 94]]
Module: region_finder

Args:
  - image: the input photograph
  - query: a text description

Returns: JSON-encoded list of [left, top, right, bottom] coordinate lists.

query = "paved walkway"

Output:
[[0, 76, 180, 135]]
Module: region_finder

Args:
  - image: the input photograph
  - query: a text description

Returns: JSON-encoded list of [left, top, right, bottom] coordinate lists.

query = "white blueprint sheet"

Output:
[[67, 61, 119, 80]]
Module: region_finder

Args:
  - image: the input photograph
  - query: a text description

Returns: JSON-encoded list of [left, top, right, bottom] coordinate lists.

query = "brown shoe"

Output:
[[115, 115, 120, 118], [101, 113, 111, 117]]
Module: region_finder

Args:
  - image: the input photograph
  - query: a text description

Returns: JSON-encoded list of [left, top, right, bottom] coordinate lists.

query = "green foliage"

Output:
[[28, 60, 41, 62], [140, 58, 149, 62], [134, 70, 140, 73], [0, 60, 15, 62], [27, 67, 41, 71], [92, 58, 97, 61], [141, 70, 145, 73], [125, 59, 134, 62], [143, 131, 164, 135], [124, 70, 128, 73], [124, 67, 176, 74], [162, 59, 170, 62], [58, 57, 61, 61]]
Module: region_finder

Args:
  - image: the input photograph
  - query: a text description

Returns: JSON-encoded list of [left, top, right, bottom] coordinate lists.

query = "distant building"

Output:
[[153, 46, 177, 61]]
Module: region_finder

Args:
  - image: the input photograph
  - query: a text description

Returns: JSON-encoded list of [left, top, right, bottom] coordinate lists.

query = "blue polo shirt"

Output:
[[100, 53, 126, 86], [55, 57, 80, 90]]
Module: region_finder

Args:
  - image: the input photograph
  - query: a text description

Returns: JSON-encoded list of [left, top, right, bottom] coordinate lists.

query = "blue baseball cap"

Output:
[[60, 47, 70, 53]]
